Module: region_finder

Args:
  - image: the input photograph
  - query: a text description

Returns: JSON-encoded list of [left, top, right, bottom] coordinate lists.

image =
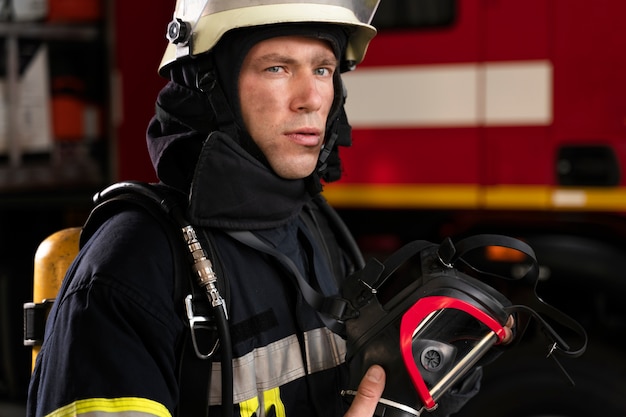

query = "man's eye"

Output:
[[266, 66, 282, 73], [315, 68, 331, 76]]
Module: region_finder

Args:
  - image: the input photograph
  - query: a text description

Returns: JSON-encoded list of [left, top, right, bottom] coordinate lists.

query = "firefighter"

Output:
[[26, 1, 511, 416]]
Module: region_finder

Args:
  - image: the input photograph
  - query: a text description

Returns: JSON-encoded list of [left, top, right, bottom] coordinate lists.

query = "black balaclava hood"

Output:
[[147, 23, 353, 192]]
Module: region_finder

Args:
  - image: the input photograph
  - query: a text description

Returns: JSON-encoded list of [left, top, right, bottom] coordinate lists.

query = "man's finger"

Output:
[[502, 314, 515, 344], [344, 365, 386, 417]]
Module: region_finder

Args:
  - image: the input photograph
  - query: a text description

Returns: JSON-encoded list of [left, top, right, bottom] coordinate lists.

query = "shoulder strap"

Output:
[[83, 181, 232, 417], [82, 181, 191, 304]]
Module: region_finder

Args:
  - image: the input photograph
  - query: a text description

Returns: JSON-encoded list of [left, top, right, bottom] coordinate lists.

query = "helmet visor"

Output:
[[183, 0, 381, 25], [161, 0, 379, 74]]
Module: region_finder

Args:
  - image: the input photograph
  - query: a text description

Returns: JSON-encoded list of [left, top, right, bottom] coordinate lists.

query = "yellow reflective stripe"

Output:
[[263, 388, 286, 417], [238, 388, 286, 417], [239, 395, 259, 417], [46, 397, 171, 417]]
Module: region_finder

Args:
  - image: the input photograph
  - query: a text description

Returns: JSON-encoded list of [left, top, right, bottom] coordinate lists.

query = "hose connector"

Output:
[[181, 225, 227, 319]]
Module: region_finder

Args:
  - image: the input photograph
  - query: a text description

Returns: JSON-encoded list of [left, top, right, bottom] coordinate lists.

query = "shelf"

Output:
[[0, 20, 108, 191], [0, 22, 100, 41]]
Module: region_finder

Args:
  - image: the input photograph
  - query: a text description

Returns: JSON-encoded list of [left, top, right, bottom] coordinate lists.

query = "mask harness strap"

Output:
[[360, 240, 437, 292], [226, 230, 356, 333], [449, 234, 588, 385]]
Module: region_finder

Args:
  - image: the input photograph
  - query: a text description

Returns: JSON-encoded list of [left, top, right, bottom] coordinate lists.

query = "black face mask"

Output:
[[339, 234, 588, 417]]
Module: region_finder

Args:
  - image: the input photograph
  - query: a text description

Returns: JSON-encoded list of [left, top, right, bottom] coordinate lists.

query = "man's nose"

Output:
[[291, 73, 324, 112]]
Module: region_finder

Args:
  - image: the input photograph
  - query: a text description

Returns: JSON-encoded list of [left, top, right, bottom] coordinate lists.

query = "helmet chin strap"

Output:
[[195, 62, 239, 140], [317, 130, 339, 173], [317, 104, 352, 183], [317, 75, 353, 182]]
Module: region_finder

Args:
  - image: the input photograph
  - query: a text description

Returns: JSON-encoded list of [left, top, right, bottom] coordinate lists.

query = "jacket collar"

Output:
[[187, 131, 313, 230]]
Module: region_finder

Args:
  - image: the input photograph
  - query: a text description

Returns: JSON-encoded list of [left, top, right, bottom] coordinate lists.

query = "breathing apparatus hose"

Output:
[[214, 304, 233, 417], [178, 221, 233, 417], [172, 213, 233, 417]]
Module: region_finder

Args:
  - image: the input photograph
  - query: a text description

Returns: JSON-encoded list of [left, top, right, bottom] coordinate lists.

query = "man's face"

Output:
[[238, 35, 337, 179]]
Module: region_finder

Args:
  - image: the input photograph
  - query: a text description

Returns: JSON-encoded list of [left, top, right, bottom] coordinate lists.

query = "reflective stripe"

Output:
[[263, 388, 286, 417], [238, 387, 286, 417], [209, 335, 304, 405], [210, 329, 346, 405], [304, 327, 346, 374], [238, 395, 259, 417], [46, 397, 170, 417]]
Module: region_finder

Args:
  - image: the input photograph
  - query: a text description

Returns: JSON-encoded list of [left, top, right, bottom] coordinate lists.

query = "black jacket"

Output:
[[27, 132, 360, 417]]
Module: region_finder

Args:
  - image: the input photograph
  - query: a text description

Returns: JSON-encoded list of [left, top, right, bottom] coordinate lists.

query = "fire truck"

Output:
[[321, 0, 626, 415]]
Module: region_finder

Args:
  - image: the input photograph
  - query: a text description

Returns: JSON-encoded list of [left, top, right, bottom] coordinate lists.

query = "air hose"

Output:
[[178, 222, 233, 417]]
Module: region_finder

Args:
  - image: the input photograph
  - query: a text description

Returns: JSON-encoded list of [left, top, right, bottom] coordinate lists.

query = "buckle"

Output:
[[23, 299, 55, 346], [184, 294, 219, 360]]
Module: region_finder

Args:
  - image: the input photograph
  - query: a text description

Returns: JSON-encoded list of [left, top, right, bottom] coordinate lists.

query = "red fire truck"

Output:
[[319, 0, 625, 415]]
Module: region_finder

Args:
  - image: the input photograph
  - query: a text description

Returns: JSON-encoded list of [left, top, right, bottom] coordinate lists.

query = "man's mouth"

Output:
[[286, 128, 322, 146]]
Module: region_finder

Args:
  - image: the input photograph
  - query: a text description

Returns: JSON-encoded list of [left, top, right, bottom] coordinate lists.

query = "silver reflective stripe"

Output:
[[209, 329, 346, 405], [203, 0, 380, 24], [304, 327, 346, 374]]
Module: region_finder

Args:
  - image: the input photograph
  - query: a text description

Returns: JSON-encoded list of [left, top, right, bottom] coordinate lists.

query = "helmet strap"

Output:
[[195, 60, 239, 139]]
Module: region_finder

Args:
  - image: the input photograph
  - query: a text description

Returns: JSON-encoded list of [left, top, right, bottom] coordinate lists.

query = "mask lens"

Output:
[[412, 308, 494, 386], [400, 296, 504, 411]]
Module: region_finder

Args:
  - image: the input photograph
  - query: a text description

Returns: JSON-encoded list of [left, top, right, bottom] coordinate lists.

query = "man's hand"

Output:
[[343, 315, 512, 417], [344, 365, 386, 417]]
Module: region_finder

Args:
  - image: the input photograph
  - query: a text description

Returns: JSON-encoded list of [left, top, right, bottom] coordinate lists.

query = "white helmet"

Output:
[[159, 0, 379, 75]]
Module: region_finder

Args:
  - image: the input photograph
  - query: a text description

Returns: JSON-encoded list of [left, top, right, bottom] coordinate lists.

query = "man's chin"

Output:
[[272, 164, 317, 180]]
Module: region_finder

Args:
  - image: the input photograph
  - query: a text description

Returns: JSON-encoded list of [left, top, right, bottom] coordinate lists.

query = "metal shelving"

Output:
[[0, 21, 107, 192]]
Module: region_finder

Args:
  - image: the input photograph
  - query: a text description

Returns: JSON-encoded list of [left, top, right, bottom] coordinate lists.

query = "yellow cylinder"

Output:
[[31, 227, 81, 370]]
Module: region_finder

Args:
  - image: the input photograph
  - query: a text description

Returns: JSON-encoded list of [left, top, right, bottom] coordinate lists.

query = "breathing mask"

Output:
[[339, 234, 587, 416]]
